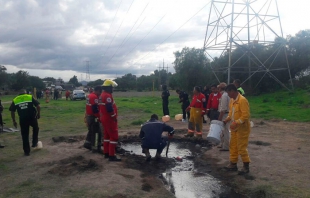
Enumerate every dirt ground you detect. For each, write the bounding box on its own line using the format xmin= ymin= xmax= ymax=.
xmin=1 ymin=119 xmax=310 ymax=198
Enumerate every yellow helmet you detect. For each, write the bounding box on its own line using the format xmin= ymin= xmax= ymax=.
xmin=102 ymin=79 xmax=118 ymax=87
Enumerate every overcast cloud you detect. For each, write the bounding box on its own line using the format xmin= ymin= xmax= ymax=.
xmin=0 ymin=0 xmax=309 ymax=81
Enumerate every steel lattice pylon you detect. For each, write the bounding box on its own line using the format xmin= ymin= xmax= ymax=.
xmin=203 ymin=0 xmax=294 ymax=91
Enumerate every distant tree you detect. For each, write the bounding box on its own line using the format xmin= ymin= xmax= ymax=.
xmin=0 ymin=65 xmax=8 ymax=87
xmin=173 ymin=47 xmax=211 ymax=93
xmin=114 ymin=73 xmax=137 ymax=90
xmin=287 ymin=30 xmax=310 ymax=78
xmin=29 ymin=76 xmax=46 ymax=90
xmin=87 ymin=79 xmax=104 ymax=87
xmin=42 ymin=77 xmax=56 ymax=83
xmin=11 ymin=70 xmax=30 ymax=90
xmin=69 ymin=75 xmax=81 ymax=87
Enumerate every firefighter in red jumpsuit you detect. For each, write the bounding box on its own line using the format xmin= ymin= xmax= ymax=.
xmin=84 ymin=86 xmax=102 ymax=153
xmin=99 ymin=80 xmax=121 ymax=161
xmin=185 ymin=86 xmax=206 ymax=138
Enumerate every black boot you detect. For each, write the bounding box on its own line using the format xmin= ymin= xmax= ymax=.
xmin=238 ymin=162 xmax=250 ymax=175
xmin=109 ymin=156 xmax=122 ymax=162
xmin=224 ymin=162 xmax=238 ymax=171
xmin=104 ymin=153 xmax=109 ymax=158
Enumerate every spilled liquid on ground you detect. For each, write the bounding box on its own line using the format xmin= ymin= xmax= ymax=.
xmin=122 ymin=142 xmax=234 ymax=198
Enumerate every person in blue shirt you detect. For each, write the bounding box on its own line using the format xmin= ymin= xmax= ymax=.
xmin=139 ymin=114 xmax=174 ymax=161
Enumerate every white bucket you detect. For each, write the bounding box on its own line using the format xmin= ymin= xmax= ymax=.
xmin=37 ymin=141 xmax=43 ymax=149
xmin=175 ymin=114 xmax=183 ymax=121
xmin=207 ymin=120 xmax=224 ymax=145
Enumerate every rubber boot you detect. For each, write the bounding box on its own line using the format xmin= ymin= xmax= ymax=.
xmin=195 ymin=134 xmax=202 ymax=139
xmin=144 ymin=149 xmax=151 ymax=162
xmin=224 ymin=162 xmax=238 ymax=171
xmin=155 ymin=152 xmax=162 ymax=161
xmin=104 ymin=153 xmax=109 ymax=159
xmin=238 ymin=162 xmax=250 ymax=175
xmin=184 ymin=133 xmax=194 ymax=137
xmin=109 ymin=156 xmax=122 ymax=162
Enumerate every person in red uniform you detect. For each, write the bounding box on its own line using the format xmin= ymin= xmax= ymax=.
xmin=99 ymin=79 xmax=121 ymax=161
xmin=185 ymin=86 xmax=206 ymax=138
xmin=206 ymin=84 xmax=222 ymax=121
xmin=84 ymin=86 xmax=102 ymax=153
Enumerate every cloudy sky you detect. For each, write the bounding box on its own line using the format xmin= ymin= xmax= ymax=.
xmin=1 ymin=0 xmax=309 ymax=82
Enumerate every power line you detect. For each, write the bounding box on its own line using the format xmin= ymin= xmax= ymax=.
xmin=105 ymin=2 xmax=150 ymax=66
xmin=102 ymin=0 xmax=135 ymax=58
xmin=101 ymin=1 xmax=123 ymax=55
xmin=131 ymin=1 xmax=211 ymax=65
xmin=123 ymin=14 xmax=167 ymax=59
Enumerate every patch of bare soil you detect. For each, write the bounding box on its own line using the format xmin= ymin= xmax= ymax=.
xmin=46 ymin=155 xmax=102 ymax=176
xmin=201 ymin=119 xmax=310 ymax=198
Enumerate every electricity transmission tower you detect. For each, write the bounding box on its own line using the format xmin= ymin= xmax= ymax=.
xmin=203 ymin=0 xmax=294 ymax=91
xmin=85 ymin=61 xmax=90 ymax=81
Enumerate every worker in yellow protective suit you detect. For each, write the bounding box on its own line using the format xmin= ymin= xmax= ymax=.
xmin=223 ymin=84 xmax=251 ymax=175
xmin=185 ymin=86 xmax=206 ymax=138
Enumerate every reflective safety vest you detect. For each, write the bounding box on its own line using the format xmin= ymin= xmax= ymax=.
xmin=237 ymin=87 xmax=245 ymax=95
xmin=12 ymin=94 xmax=37 ymax=119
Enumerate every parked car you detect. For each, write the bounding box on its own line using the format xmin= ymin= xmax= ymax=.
xmin=70 ymin=90 xmax=86 ymax=100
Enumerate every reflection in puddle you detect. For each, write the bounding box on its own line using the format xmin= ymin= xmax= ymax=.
xmin=121 ymin=142 xmax=229 ymax=198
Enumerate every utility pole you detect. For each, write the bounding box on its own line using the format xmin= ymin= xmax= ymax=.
xmin=84 ymin=60 xmax=90 ymax=81
xmin=158 ymin=64 xmax=162 ymax=90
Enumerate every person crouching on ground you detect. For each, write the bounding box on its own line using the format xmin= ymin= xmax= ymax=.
xmin=185 ymin=86 xmax=206 ymax=138
xmin=139 ymin=114 xmax=174 ymax=162
xmin=223 ymin=84 xmax=251 ymax=174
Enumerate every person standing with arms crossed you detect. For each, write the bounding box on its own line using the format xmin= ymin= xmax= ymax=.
xmin=9 ymin=90 xmax=41 ymax=156
xmin=84 ymin=86 xmax=102 ymax=153
xmin=206 ymin=84 xmax=222 ymax=121
xmin=161 ymin=84 xmax=170 ymax=116
xmin=99 ymin=80 xmax=121 ymax=161
xmin=223 ymin=84 xmax=251 ymax=174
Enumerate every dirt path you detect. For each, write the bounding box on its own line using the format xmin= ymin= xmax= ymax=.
xmin=1 ymin=119 xmax=310 ymax=198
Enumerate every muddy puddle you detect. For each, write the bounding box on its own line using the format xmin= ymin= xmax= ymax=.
xmin=121 ymin=141 xmax=241 ymax=198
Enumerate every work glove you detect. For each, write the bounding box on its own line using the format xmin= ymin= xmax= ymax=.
xmin=185 ymin=107 xmax=190 ymax=112
xmin=230 ymin=121 xmax=238 ymax=131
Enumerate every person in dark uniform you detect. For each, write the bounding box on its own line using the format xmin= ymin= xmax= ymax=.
xmin=161 ymin=84 xmax=170 ymax=116
xmin=84 ymin=86 xmax=102 ymax=153
xmin=9 ymin=90 xmax=41 ymax=156
xmin=176 ymin=89 xmax=190 ymax=122
xmin=139 ymin=114 xmax=174 ymax=161
xmin=0 ymin=100 xmax=4 ymax=148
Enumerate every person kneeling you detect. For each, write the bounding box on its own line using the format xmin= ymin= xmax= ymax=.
xmin=139 ymin=114 xmax=174 ymax=162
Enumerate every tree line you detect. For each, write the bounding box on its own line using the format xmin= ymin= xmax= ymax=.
xmin=1 ymin=29 xmax=309 ymax=94
xmin=88 ymin=30 xmax=310 ymax=94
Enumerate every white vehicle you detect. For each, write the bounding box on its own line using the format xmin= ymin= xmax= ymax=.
xmin=70 ymin=90 xmax=86 ymax=100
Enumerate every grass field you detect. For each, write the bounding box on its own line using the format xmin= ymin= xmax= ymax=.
xmin=1 ymin=89 xmax=309 ymax=127
xmin=1 ymin=90 xmax=309 ymax=198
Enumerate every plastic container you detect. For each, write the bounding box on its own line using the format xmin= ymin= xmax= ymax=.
xmin=174 ymin=114 xmax=183 ymax=121
xmin=206 ymin=120 xmax=224 ymax=145
xmin=162 ymin=115 xmax=170 ymax=122
xmin=37 ymin=141 xmax=43 ymax=149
